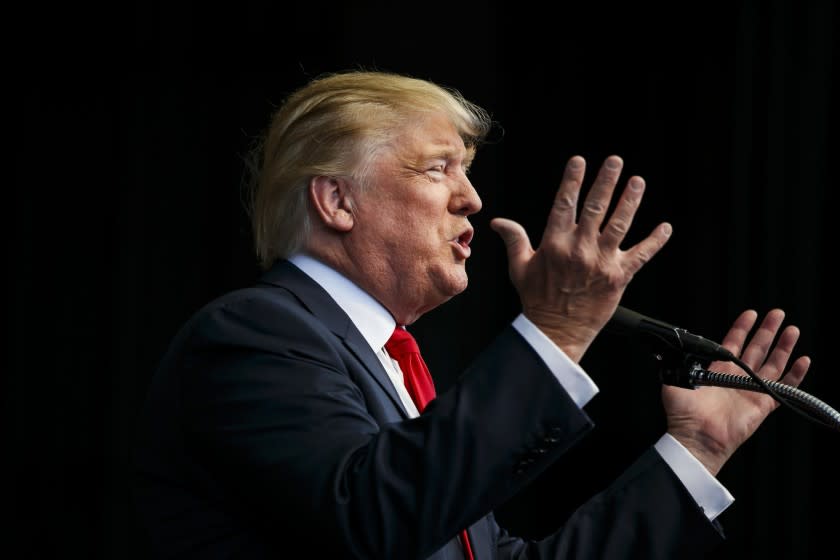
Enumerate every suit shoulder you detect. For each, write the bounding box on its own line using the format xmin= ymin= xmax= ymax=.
xmin=170 ymin=283 xmax=332 ymax=352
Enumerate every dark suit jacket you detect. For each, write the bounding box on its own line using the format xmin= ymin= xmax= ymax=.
xmin=132 ymin=259 xmax=724 ymax=559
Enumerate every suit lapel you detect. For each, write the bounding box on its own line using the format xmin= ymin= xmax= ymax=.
xmin=465 ymin=518 xmax=492 ymax=560
xmin=259 ymin=260 xmax=409 ymax=418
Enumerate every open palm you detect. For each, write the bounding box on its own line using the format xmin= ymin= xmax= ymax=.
xmin=662 ymin=308 xmax=811 ymax=475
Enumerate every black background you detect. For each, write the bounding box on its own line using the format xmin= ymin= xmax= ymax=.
xmin=8 ymin=1 xmax=838 ymax=558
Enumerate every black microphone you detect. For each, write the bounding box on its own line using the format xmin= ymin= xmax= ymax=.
xmin=605 ymin=306 xmax=736 ymax=362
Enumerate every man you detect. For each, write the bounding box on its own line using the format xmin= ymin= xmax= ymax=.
xmin=132 ymin=70 xmax=810 ymax=558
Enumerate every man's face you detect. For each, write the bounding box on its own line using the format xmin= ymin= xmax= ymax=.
xmin=348 ymin=112 xmax=482 ymax=323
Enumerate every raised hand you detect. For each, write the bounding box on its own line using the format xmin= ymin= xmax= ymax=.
xmin=491 ymin=155 xmax=672 ymax=362
xmin=664 ymin=308 xmax=811 ymax=475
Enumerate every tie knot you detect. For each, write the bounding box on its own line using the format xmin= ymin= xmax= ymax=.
xmin=384 ymin=326 xmax=419 ymax=359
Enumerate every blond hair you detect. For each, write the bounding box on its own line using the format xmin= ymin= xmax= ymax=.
xmin=245 ymin=70 xmax=492 ymax=270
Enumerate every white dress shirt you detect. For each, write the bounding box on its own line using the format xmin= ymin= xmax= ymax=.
xmin=288 ymin=253 xmax=734 ymax=521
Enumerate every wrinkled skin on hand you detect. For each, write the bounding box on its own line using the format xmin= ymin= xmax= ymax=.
xmin=491 ymin=155 xmax=811 ymax=474
xmin=491 ymin=155 xmax=672 ymax=362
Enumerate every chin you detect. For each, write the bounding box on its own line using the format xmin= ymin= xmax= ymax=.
xmin=441 ymin=269 xmax=469 ymax=297
xmin=424 ymin=263 xmax=469 ymax=302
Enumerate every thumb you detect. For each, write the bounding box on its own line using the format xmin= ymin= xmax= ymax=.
xmin=490 ymin=217 xmax=533 ymax=272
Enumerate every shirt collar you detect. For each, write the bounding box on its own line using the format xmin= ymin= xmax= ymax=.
xmin=288 ymin=253 xmax=396 ymax=352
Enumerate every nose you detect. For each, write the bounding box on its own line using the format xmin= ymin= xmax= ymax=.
xmin=450 ymin=174 xmax=482 ymax=216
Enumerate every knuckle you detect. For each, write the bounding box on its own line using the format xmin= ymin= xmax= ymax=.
xmin=543 ymin=237 xmax=568 ymax=257
xmin=635 ymin=249 xmax=651 ymax=264
xmin=568 ymin=244 xmax=590 ymax=263
xmin=623 ymin=192 xmax=641 ymax=207
xmin=552 ymin=194 xmax=576 ymax=211
xmin=582 ymin=201 xmax=605 ymax=215
xmin=606 ymin=219 xmax=629 ymax=236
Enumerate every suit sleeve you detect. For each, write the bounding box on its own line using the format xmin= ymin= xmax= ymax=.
xmin=487 ymin=447 xmax=725 ymax=560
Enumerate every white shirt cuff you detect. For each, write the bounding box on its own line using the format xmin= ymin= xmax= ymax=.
xmin=512 ymin=314 xmax=599 ymax=408
xmin=654 ymin=433 xmax=735 ymax=520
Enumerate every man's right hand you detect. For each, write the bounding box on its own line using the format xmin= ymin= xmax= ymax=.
xmin=490 ymin=155 xmax=672 ymax=362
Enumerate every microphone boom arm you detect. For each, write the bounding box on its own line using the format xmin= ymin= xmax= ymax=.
xmin=656 ymin=350 xmax=840 ymax=432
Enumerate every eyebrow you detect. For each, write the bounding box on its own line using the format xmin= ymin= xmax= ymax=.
xmin=424 ymin=145 xmax=475 ymax=169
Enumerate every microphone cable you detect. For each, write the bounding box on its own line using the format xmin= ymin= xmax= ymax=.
xmin=605 ymin=305 xmax=840 ymax=432
xmin=678 ymin=355 xmax=840 ymax=432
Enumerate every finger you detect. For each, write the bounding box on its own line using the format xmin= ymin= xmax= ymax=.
xmin=490 ymin=217 xmax=534 ymax=275
xmin=544 ymin=155 xmax=586 ymax=235
xmin=761 ymin=324 xmax=801 ymax=380
xmin=621 ymin=222 xmax=672 ymax=276
xmin=719 ymin=309 xmax=759 ymax=357
xmin=778 ymin=355 xmax=811 ymax=387
xmin=577 ymin=155 xmax=623 ymax=236
xmin=599 ymin=176 xmax=645 ymax=251
xmin=740 ymin=309 xmax=786 ymax=370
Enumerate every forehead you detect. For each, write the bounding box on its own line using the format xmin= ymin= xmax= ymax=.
xmin=392 ymin=112 xmax=468 ymax=156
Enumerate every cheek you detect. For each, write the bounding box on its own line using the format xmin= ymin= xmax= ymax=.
xmin=400 ymin=213 xmax=443 ymax=243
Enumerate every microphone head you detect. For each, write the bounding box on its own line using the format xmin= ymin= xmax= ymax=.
xmin=606 ymin=306 xmax=649 ymax=334
xmin=605 ymin=305 xmax=735 ymax=363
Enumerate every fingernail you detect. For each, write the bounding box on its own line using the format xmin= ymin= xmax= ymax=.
xmin=569 ymin=157 xmax=583 ymax=170
xmin=630 ymin=178 xmax=644 ymax=190
xmin=662 ymin=223 xmax=672 ymax=236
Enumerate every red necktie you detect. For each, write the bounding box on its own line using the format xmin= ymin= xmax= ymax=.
xmin=385 ymin=326 xmax=475 ymax=560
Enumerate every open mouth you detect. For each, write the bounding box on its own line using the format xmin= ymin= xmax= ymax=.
xmin=450 ymin=227 xmax=474 ymax=258
xmin=455 ymin=228 xmax=474 ymax=249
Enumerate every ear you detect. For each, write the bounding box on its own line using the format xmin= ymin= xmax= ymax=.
xmin=309 ymin=176 xmax=355 ymax=232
